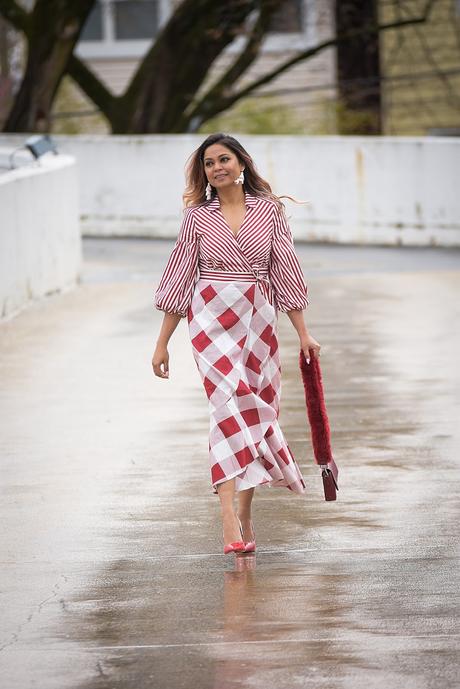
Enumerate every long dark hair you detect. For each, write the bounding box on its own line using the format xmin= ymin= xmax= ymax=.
xmin=183 ymin=133 xmax=290 ymax=211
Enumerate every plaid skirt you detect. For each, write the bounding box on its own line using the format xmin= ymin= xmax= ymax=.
xmin=187 ymin=274 xmax=306 ymax=495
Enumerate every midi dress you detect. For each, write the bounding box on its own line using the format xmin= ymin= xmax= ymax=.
xmin=154 ymin=191 xmax=309 ymax=495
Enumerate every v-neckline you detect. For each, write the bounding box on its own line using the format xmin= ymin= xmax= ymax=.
xmin=219 ymin=207 xmax=249 ymax=240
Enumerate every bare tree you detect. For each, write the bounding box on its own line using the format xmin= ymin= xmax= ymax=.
xmin=2 ymin=0 xmax=95 ymax=132
xmin=0 ymin=0 xmax=436 ymax=134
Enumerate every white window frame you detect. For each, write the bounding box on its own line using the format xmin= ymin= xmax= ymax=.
xmin=227 ymin=0 xmax=318 ymax=55
xmin=76 ymin=0 xmax=169 ymax=60
xmin=76 ymin=0 xmax=317 ymax=61
xmin=263 ymin=0 xmax=315 ymax=53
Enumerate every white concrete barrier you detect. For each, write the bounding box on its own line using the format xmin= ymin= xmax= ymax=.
xmin=1 ymin=134 xmax=458 ymax=246
xmin=0 ymin=153 xmax=81 ymax=319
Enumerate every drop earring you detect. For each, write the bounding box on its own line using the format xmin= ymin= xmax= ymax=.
xmin=205 ymin=182 xmax=212 ymax=200
xmin=234 ymin=170 xmax=245 ymax=185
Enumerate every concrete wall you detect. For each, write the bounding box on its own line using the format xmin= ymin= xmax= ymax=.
xmin=0 ymin=153 xmax=82 ymax=319
xmin=1 ymin=134 xmax=458 ymax=246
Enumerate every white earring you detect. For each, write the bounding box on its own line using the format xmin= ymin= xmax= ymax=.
xmin=205 ymin=182 xmax=212 ymax=200
xmin=234 ymin=170 xmax=245 ymax=185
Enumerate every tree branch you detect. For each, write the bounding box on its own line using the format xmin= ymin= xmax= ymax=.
xmin=184 ymin=0 xmax=279 ymax=129
xmin=192 ymin=0 xmax=437 ymax=124
xmin=0 ymin=0 xmax=30 ymax=34
xmin=118 ymin=0 xmax=260 ymax=132
xmin=1 ymin=0 xmax=116 ymax=122
xmin=67 ymin=55 xmax=116 ymax=118
xmin=412 ymin=14 xmax=460 ymax=108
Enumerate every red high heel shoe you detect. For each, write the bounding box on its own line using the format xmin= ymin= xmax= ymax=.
xmin=238 ymin=517 xmax=256 ymax=553
xmin=223 ymin=540 xmax=246 ymax=555
xmin=222 ymin=518 xmax=245 ymax=555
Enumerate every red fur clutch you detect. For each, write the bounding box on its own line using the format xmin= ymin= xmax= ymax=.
xmin=299 ymin=349 xmax=339 ymax=501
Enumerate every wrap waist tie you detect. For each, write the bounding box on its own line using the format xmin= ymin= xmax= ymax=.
xmin=199 ymin=269 xmax=272 ymax=303
xmin=199 ymin=269 xmax=265 ymax=282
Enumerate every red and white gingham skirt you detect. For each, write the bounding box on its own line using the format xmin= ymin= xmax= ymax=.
xmin=187 ymin=274 xmax=306 ymax=495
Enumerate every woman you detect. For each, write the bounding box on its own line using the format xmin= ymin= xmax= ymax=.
xmin=152 ymin=133 xmax=320 ymax=555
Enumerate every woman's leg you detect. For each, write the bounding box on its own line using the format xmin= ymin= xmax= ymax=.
xmin=217 ymin=478 xmax=242 ymax=544
xmin=237 ymin=487 xmax=255 ymax=542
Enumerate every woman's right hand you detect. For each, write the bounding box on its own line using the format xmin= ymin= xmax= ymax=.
xmin=152 ymin=342 xmax=169 ymax=379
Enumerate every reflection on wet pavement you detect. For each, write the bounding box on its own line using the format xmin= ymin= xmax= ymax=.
xmin=0 ymin=240 xmax=459 ymax=688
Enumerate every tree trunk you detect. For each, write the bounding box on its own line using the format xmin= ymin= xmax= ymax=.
xmin=335 ymin=0 xmax=382 ymax=134
xmin=4 ymin=0 xmax=94 ymax=132
xmin=114 ymin=0 xmax=259 ymax=133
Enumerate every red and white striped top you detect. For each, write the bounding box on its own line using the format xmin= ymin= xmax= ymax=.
xmin=154 ymin=191 xmax=309 ymax=317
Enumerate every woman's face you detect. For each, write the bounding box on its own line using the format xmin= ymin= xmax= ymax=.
xmin=203 ymin=143 xmax=244 ymax=191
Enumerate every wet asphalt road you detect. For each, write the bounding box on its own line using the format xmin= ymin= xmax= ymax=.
xmin=1 ymin=239 xmax=459 ymax=689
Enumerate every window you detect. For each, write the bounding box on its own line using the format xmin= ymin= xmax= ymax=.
xmin=114 ymin=1 xmax=158 ymax=40
xmin=268 ymin=0 xmax=303 ymax=33
xmin=80 ymin=3 xmax=103 ymax=41
xmin=80 ymin=0 xmax=159 ymax=44
xmin=77 ymin=0 xmax=310 ymax=60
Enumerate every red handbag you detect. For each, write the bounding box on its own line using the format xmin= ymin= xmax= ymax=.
xmin=299 ymin=349 xmax=339 ymax=501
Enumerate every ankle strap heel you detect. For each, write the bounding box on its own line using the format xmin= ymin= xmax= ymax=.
xmin=237 ymin=517 xmax=256 ymax=553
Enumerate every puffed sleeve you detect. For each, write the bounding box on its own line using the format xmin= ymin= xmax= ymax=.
xmin=153 ymin=208 xmax=199 ymax=317
xmin=269 ymin=205 xmax=309 ymax=311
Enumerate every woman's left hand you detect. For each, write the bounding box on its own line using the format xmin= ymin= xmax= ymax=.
xmin=300 ymin=333 xmax=321 ymax=364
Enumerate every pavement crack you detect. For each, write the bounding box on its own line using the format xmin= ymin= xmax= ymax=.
xmin=96 ymin=660 xmax=108 ymax=678
xmin=0 ymin=574 xmax=68 ymax=653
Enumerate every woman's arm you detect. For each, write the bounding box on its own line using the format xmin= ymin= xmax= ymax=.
xmin=152 ymin=312 xmax=183 ymax=379
xmin=286 ymin=309 xmax=321 ymax=364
